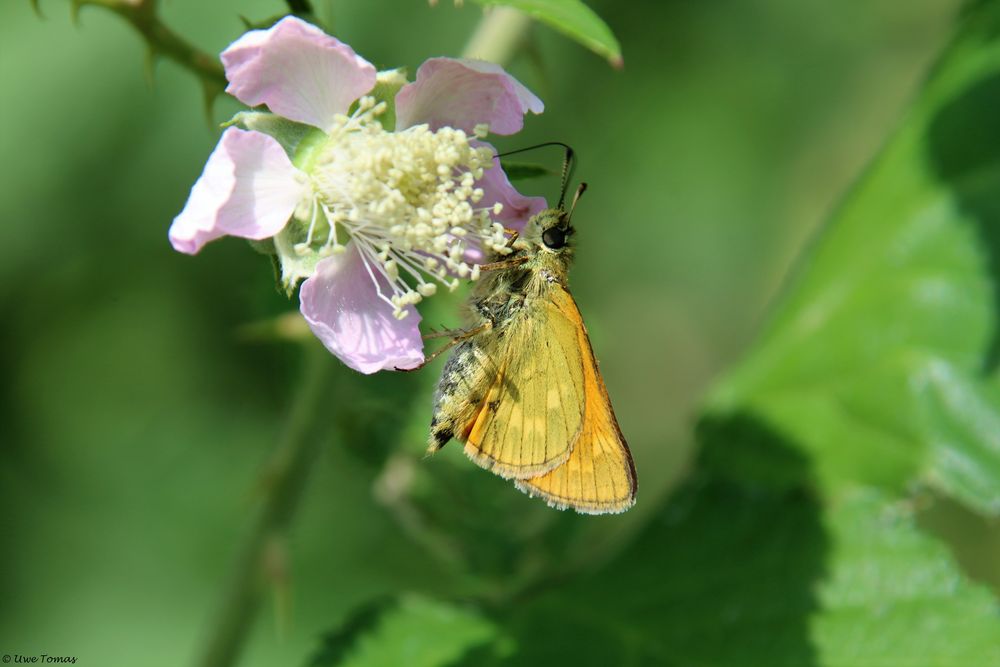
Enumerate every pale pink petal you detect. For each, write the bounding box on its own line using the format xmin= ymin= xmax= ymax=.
xmin=461 ymin=153 xmax=547 ymax=264
xmin=299 ymin=244 xmax=424 ymax=374
xmin=169 ymin=128 xmax=306 ymax=254
xmin=221 ymin=16 xmax=376 ymax=130
xmin=395 ymin=58 xmax=543 ymax=134
xmin=479 ymin=153 xmax=548 ymax=232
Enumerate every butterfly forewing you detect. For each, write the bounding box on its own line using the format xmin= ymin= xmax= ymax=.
xmin=462 ymin=291 xmax=587 ymax=479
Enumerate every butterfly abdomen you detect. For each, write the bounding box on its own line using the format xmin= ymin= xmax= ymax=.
xmin=428 ymin=340 xmax=487 ymax=452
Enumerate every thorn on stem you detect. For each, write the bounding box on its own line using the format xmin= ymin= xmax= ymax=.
xmin=201 ymin=79 xmax=224 ymax=128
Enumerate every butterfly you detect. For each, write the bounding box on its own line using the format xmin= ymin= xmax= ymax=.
xmin=414 ymin=150 xmax=636 ymax=514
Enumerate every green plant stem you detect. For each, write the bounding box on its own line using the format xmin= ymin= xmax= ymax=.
xmin=195 ymin=342 xmax=334 ymax=667
xmin=67 ymin=0 xmax=226 ymax=88
xmin=462 ymin=5 xmax=532 ymax=64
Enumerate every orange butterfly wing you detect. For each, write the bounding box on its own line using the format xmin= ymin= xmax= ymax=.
xmin=514 ymin=286 xmax=637 ymax=514
xmin=461 ymin=287 xmax=588 ymax=479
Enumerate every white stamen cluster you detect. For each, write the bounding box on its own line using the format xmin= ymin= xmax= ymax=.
xmin=302 ymin=97 xmax=509 ymax=318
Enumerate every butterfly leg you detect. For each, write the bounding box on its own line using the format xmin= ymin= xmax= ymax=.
xmin=395 ymin=321 xmax=492 ymax=372
xmin=503 ymin=227 xmax=520 ymax=247
xmin=423 ymin=327 xmax=466 ymax=340
xmin=476 ymin=255 xmax=530 ymax=272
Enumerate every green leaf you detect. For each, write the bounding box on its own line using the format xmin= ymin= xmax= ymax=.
xmin=918 ymin=360 xmax=1000 ymax=514
xmin=470 ymin=0 xmax=623 ymax=67
xmin=458 ymin=432 xmax=1000 ymax=666
xmin=498 ymin=161 xmax=554 ymax=181
xmin=309 ymin=594 xmax=505 ymax=667
xmin=813 ymin=488 xmax=1000 ymax=667
xmin=705 ymin=0 xmax=1000 ymax=514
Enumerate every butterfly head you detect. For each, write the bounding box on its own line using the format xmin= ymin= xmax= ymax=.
xmin=523 ymin=182 xmax=586 ymax=254
xmin=527 ymin=209 xmax=574 ymax=252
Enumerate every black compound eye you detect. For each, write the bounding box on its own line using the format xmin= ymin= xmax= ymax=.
xmin=542 ymin=226 xmax=568 ymax=249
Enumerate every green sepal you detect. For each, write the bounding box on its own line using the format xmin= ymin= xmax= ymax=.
xmin=274 ymin=224 xmax=328 ymax=297
xmin=369 ymin=69 xmax=409 ymax=131
xmin=226 ymin=111 xmax=320 ymax=158
xmin=226 ymin=112 xmax=334 ymax=296
xmin=248 ymin=238 xmax=276 ymax=256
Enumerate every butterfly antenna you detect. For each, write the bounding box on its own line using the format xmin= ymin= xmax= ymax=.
xmin=492 ymin=142 xmax=576 ymax=208
xmin=567 ymin=182 xmax=587 ymax=222
xmin=557 ymin=145 xmax=576 ymax=210
xmin=494 ymin=141 xmax=574 ymax=161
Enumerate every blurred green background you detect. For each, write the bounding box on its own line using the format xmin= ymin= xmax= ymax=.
xmin=4 ymin=1 xmax=1000 ymax=665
